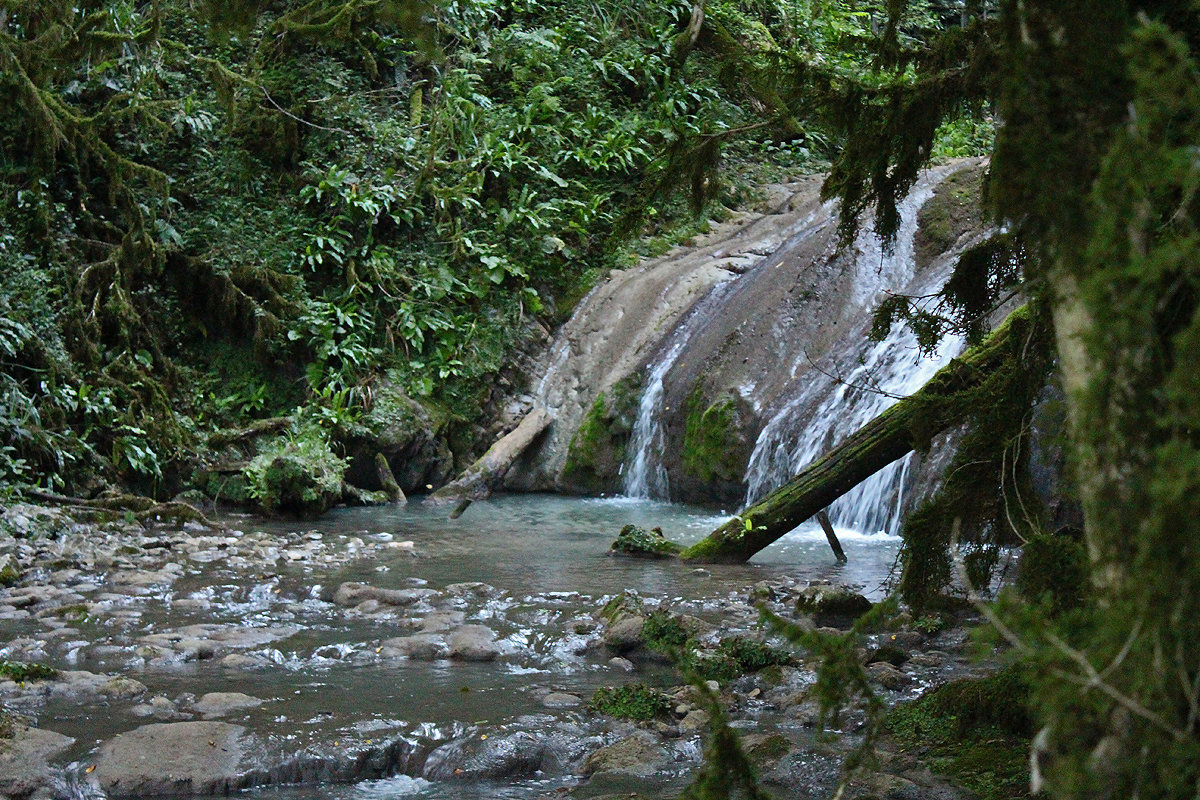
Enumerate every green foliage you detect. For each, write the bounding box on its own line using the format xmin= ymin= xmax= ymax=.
xmin=588 ymin=683 xmax=672 ymax=721
xmin=0 ymin=660 xmax=58 ymax=683
xmin=641 ymin=610 xmax=692 ymax=651
xmin=689 ymin=637 xmax=792 ymax=684
xmin=898 ymin=306 xmax=1052 ymax=612
xmin=1016 ymin=530 xmax=1086 ymax=614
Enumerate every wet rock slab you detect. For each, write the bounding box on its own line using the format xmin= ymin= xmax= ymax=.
xmin=92 ymin=722 xmax=261 ymax=797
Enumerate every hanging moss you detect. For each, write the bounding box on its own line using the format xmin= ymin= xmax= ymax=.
xmin=898 ymin=304 xmax=1053 ymax=612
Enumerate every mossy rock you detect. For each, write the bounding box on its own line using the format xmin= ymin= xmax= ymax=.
xmin=794 ymin=584 xmax=873 ymax=627
xmin=0 ymin=559 xmax=19 ymax=588
xmin=610 ymin=524 xmax=683 ymax=559
xmin=563 ymin=376 xmax=641 ymax=494
xmin=886 ymin=666 xmax=1032 ymax=800
xmin=340 ymin=375 xmax=451 ymax=493
xmin=193 ymin=470 xmax=253 ymax=504
xmin=245 ymin=431 xmax=347 ymax=516
xmin=913 ymin=163 xmax=986 ymax=270
xmin=673 ymin=385 xmax=754 ymax=505
xmin=0 ymin=660 xmax=58 ymax=682
xmin=589 ymin=683 xmax=672 ymax=721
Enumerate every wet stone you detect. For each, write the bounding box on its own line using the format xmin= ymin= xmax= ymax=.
xmin=192 ymin=692 xmax=264 ymax=718
xmin=0 ymin=724 xmax=74 ymax=798
xmin=447 ymin=625 xmax=501 ymax=662
xmin=379 ymin=634 xmax=447 ymax=661
xmin=541 ymin=692 xmax=583 ymax=709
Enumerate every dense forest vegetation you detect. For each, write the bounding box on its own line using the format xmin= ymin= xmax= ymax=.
xmin=3 ymin=0 xmax=1199 ymax=798
xmin=0 ymin=0 xmax=976 ymax=506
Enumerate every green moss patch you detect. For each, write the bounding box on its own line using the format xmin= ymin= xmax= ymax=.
xmin=887 ymin=667 xmax=1032 ymax=800
xmin=681 ymin=388 xmax=749 ymax=485
xmin=589 ymin=683 xmax=672 ymax=721
xmin=610 ymin=524 xmax=683 ymax=558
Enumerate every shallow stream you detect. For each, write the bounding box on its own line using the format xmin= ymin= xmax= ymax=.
xmin=0 ymin=495 xmax=906 ymax=799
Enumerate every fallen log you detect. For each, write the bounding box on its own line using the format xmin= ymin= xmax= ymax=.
xmin=207 ymin=417 xmax=292 ymax=449
xmin=374 ymin=453 xmax=407 ymax=504
xmin=429 ymin=405 xmax=552 ymax=510
xmin=678 ymin=306 xmax=1030 ymax=563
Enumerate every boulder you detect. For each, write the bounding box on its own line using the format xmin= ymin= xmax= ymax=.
xmin=91 ymin=722 xmax=261 ymax=797
xmin=0 ymin=724 xmax=74 ymax=797
xmin=379 ymin=634 xmax=447 ymax=661
xmin=581 ymin=733 xmax=671 ymax=777
xmin=332 ymin=583 xmax=439 ymax=608
xmin=447 ymin=626 xmax=501 ymax=662
xmin=793 ymin=583 xmax=873 ymax=628
xmin=601 ymin=617 xmax=646 ymax=654
xmin=192 ymin=692 xmax=264 ymax=718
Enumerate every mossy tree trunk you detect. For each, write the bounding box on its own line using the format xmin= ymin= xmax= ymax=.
xmin=680 ymin=306 xmax=1031 ymax=563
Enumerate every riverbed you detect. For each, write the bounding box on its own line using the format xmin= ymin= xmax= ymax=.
xmin=0 ymin=495 xmax=979 ymax=800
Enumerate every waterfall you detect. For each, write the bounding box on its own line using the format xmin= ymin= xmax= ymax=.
xmin=621 ymin=337 xmax=686 ymax=499
xmin=621 ymin=204 xmax=833 ymax=500
xmin=744 ymin=183 xmax=964 ymax=535
xmin=744 ymin=318 xmax=962 ymax=535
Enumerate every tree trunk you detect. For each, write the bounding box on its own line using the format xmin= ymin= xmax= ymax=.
xmin=680 ymin=306 xmax=1029 ymax=563
xmin=429 ymin=406 xmax=552 ymax=507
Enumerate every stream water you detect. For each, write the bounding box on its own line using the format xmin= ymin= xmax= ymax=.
xmin=1 ymin=496 xmax=904 ymax=799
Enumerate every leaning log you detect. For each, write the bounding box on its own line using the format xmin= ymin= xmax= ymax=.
xmin=429 ymin=405 xmax=552 ymax=509
xmin=679 ymin=306 xmax=1030 ymax=563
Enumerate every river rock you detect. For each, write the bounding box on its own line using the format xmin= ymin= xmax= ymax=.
xmin=91 ymin=722 xmax=261 ymax=797
xmin=332 ymin=583 xmax=440 ymax=608
xmin=0 ymin=724 xmax=74 ymax=797
xmin=601 ymin=616 xmax=645 ymax=654
xmin=193 ymin=692 xmax=264 ymax=718
xmin=380 ymin=634 xmax=447 ymax=661
xmin=867 ymin=662 xmax=912 ymax=690
xmin=581 ymin=732 xmax=671 ymax=777
xmin=424 ymin=730 xmax=557 ymax=780
xmin=419 ymin=609 xmax=465 ymax=632
xmin=793 ymin=583 xmax=873 ymax=628
xmin=541 ymin=692 xmax=583 ymax=709
xmin=447 ymin=626 xmax=501 ymax=661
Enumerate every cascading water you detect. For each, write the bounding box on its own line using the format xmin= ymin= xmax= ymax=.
xmin=744 ymin=183 xmax=965 ymax=536
xmin=622 ymin=337 xmax=686 ymax=498
xmin=621 ymin=204 xmax=834 ymax=500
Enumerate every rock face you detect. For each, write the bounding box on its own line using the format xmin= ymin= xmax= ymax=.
xmin=92 ymin=722 xmax=259 ymax=797
xmin=508 ymin=176 xmax=833 ymax=496
xmin=509 ymin=160 xmax=993 ymax=508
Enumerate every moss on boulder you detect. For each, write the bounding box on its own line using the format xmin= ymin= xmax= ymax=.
xmin=244 ymin=430 xmax=346 ymax=516
xmin=610 ymin=524 xmax=683 ymax=559
xmin=913 ymin=162 xmax=987 ymax=271
xmin=674 ymin=385 xmax=754 ymax=505
xmin=562 ymin=376 xmax=641 ymax=494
